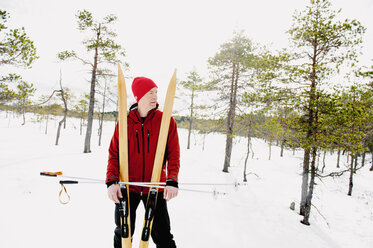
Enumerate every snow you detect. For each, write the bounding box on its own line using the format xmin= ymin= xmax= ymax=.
xmin=0 ymin=111 xmax=372 ymax=248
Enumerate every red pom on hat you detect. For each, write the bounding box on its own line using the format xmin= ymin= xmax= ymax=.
xmin=131 ymin=77 xmax=158 ymax=102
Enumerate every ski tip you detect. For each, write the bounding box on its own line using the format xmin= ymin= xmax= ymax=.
xmin=169 ymin=69 xmax=177 ymax=81
xmin=118 ymin=63 xmax=124 ymax=75
xmin=117 ymin=63 xmax=127 ymax=91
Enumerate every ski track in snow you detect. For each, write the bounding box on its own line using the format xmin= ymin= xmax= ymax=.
xmin=0 ymin=111 xmax=372 ymax=248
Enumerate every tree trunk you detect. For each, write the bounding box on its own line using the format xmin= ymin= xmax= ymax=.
xmin=223 ymin=134 xmax=233 ymax=173
xmin=337 ymin=148 xmax=341 ymax=168
xmin=280 ymin=139 xmax=285 ymax=157
xmin=187 ymin=86 xmax=195 ymax=149
xmin=223 ymin=63 xmax=238 ymax=173
xmin=301 ymin=146 xmax=317 ymax=225
xmin=354 ymin=154 xmax=358 ymax=173
xmin=55 ymin=117 xmax=66 ymax=145
xmin=361 ymin=152 xmax=366 ymax=167
xmin=80 ymin=116 xmax=83 ymax=135
xmin=45 ymin=114 xmax=49 ymax=134
xmin=300 ymin=85 xmax=315 ymax=213
xmin=21 ymin=102 xmax=25 ymax=125
xmin=55 ymin=71 xmax=68 ymax=145
xmin=300 ymin=74 xmax=317 ymax=216
xmin=98 ymin=111 xmax=103 ymax=146
xmin=251 ymin=140 xmax=255 ymax=159
xmin=316 ymin=151 xmax=320 ymax=169
xmin=369 ymin=152 xmax=373 ymax=171
xmin=243 ymin=133 xmax=251 ymax=182
xmin=321 ymin=150 xmax=326 ymax=173
xmin=84 ymin=24 xmax=101 ymax=153
xmin=268 ymin=138 xmax=272 ymax=160
xmin=202 ymin=133 xmax=206 ymax=152
xmin=302 ymin=69 xmax=319 ymax=223
xmin=348 ymin=156 xmax=354 ymax=196
xmin=300 ymin=148 xmax=310 ymax=216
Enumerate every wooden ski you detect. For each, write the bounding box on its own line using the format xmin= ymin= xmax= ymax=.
xmin=117 ymin=64 xmax=132 ymax=248
xmin=139 ymin=69 xmax=177 ymax=248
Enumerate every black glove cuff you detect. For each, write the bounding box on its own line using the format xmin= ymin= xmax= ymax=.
xmin=106 ymin=180 xmax=119 ymax=188
xmin=166 ymin=180 xmax=178 ymax=188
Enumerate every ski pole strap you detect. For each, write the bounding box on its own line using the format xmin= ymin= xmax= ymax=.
xmin=59 ymin=184 xmax=71 ymax=205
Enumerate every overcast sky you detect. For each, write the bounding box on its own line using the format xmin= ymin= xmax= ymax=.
xmin=1 ymin=0 xmax=372 ymax=107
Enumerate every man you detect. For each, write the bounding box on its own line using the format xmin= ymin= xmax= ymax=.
xmin=106 ymin=76 xmax=180 ymax=248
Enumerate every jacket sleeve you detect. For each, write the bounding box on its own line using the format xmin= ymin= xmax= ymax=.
xmin=106 ymin=123 xmax=120 ymax=185
xmin=165 ymin=117 xmax=180 ymax=183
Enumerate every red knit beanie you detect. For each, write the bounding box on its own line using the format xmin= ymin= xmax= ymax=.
xmin=131 ymin=77 xmax=158 ymax=102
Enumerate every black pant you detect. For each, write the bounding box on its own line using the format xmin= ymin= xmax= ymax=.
xmin=114 ymin=191 xmax=176 ymax=248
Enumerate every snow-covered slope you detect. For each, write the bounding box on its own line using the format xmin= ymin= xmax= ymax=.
xmin=0 ymin=112 xmax=372 ymax=248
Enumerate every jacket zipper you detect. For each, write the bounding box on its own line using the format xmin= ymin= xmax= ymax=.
xmin=141 ymin=123 xmax=145 ymax=195
xmin=136 ymin=130 xmax=140 ymax=153
xmin=147 ymin=130 xmax=150 ymax=153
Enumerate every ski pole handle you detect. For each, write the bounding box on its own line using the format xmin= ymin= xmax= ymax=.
xmin=59 ymin=180 xmax=79 ymax=184
xmin=40 ymin=171 xmax=63 ymax=177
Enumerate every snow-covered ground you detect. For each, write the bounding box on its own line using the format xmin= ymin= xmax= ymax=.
xmin=0 ymin=111 xmax=372 ymax=248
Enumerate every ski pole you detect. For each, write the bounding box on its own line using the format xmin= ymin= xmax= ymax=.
xmin=41 ymin=172 xmax=165 ymax=185
xmin=40 ymin=172 xmax=247 ymax=187
xmin=40 ymin=172 xmax=104 ymax=182
xmin=41 ymin=172 xmax=245 ymax=187
xmin=59 ymin=180 xmax=227 ymax=195
xmin=41 ymin=171 xmax=231 ymax=202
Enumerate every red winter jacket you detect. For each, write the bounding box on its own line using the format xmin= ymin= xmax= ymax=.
xmin=106 ymin=105 xmax=180 ymax=194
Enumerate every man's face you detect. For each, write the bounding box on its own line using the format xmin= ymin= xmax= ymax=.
xmin=138 ymin=87 xmax=158 ymax=113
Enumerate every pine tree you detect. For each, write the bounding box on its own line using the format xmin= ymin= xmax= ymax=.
xmin=74 ymin=94 xmax=89 ymax=136
xmin=58 ymin=10 xmax=126 ymax=153
xmin=0 ymin=10 xmax=38 ymax=67
xmin=179 ymin=68 xmax=207 ymax=149
xmin=15 ymin=79 xmax=35 ymax=125
xmin=286 ymin=0 xmax=365 ymax=225
xmin=208 ymin=31 xmax=257 ymax=172
xmin=0 ymin=10 xmax=37 ymax=106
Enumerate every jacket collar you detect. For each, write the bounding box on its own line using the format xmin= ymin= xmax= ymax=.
xmin=128 ymin=103 xmax=159 ymax=124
